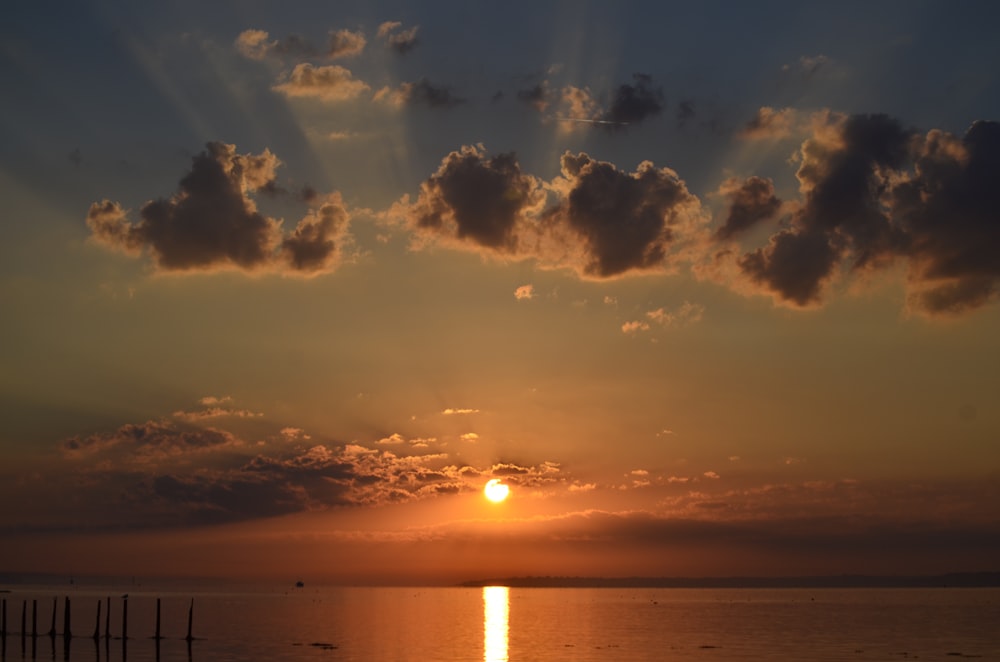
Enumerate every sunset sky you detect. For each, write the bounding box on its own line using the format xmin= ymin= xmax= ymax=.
xmin=2 ymin=0 xmax=999 ymax=585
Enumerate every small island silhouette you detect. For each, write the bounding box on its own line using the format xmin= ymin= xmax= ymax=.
xmin=460 ymin=571 xmax=1000 ymax=589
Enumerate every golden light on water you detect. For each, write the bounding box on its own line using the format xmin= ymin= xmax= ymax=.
xmin=483 ymin=586 xmax=509 ymax=662
xmin=484 ymin=479 xmax=510 ymax=503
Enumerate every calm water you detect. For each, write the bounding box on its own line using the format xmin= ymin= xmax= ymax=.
xmin=0 ymin=585 xmax=997 ymax=661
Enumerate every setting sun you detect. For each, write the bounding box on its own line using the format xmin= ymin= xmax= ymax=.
xmin=484 ymin=479 xmax=510 ymax=503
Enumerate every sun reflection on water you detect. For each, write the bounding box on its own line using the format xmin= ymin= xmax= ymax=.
xmin=483 ymin=586 xmax=509 ymax=662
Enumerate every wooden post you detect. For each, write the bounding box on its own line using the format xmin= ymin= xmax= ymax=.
xmin=1 ymin=597 xmax=6 ymax=638
xmin=48 ymin=597 xmax=56 ymax=637
xmin=93 ymin=600 xmax=101 ymax=640
xmin=20 ymin=600 xmax=25 ymax=640
xmin=154 ymin=598 xmax=161 ymax=640
xmin=31 ymin=599 xmax=36 ymax=638
xmin=185 ymin=598 xmax=194 ymax=642
xmin=121 ymin=596 xmax=127 ymax=640
xmin=63 ymin=596 xmax=71 ymax=639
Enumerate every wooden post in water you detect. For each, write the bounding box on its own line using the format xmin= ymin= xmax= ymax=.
xmin=20 ymin=601 xmax=26 ymax=641
xmin=1 ymin=597 xmax=6 ymax=638
xmin=185 ymin=598 xmax=194 ymax=642
xmin=121 ymin=595 xmax=128 ymax=640
xmin=31 ymin=599 xmax=36 ymax=638
xmin=63 ymin=596 xmax=71 ymax=639
xmin=48 ymin=597 xmax=56 ymax=637
xmin=153 ymin=598 xmax=161 ymax=640
xmin=93 ymin=600 xmax=101 ymax=640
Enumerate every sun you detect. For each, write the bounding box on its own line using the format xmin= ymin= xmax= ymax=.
xmin=484 ymin=479 xmax=510 ymax=503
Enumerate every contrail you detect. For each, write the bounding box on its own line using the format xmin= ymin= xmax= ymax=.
xmin=555 ymin=117 xmax=629 ymax=126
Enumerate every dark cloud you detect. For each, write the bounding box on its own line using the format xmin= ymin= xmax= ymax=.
xmin=600 ymin=73 xmax=664 ymax=128
xmin=62 ymin=420 xmax=236 ymax=462
xmin=549 ymin=152 xmax=701 ymax=277
xmin=676 ymin=100 xmax=695 ymax=128
xmin=890 ymin=121 xmax=1000 ymax=314
xmin=516 ymin=83 xmax=549 ymax=112
xmin=376 ymin=78 xmax=465 ymax=108
xmin=739 ymin=106 xmax=798 ymax=140
xmin=402 ymin=145 xmax=545 ymax=251
xmin=86 ymin=142 xmax=351 ymax=275
xmin=399 ymin=146 xmax=703 ymax=278
xmin=281 ymin=197 xmax=351 ymax=274
xmin=733 ymin=114 xmax=913 ymax=306
xmin=715 ymin=176 xmax=782 ymax=240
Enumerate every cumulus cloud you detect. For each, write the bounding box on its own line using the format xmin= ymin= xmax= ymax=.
xmin=546 ymin=152 xmax=702 ymax=277
xmin=891 ymin=121 xmax=1000 ymax=314
xmin=86 ymin=142 xmax=352 ymax=276
xmin=442 ymin=408 xmax=479 ymax=415
xmin=516 ymin=82 xmax=550 ymax=112
xmin=714 ymin=176 xmax=783 ymax=240
xmin=377 ymin=21 xmax=419 ymax=54
xmin=733 ymin=113 xmax=912 ymax=307
xmin=374 ymin=79 xmax=464 ymax=109
xmin=273 ymin=63 xmax=370 ymax=102
xmin=396 ymin=146 xmax=704 ymax=279
xmin=399 ymin=145 xmax=546 ymax=252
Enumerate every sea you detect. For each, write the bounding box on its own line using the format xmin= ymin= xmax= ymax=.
xmin=0 ymin=582 xmax=997 ymax=661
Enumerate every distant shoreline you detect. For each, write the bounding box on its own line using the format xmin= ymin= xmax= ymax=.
xmin=459 ymin=572 xmax=1000 ymax=589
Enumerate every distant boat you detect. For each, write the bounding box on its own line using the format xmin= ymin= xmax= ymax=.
xmin=295 ymin=581 xmax=305 ymax=588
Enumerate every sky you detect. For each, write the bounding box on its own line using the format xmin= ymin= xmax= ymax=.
xmin=1 ymin=0 xmax=999 ymax=585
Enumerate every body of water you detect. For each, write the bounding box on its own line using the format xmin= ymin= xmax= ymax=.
xmin=0 ymin=584 xmax=996 ymax=660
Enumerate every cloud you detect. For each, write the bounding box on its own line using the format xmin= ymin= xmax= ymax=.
xmin=891 ymin=121 xmax=1000 ymax=315
xmin=273 ymin=63 xmax=370 ymax=102
xmin=600 ymin=73 xmax=664 ymax=128
xmin=732 ymin=113 xmax=912 ymax=307
xmin=86 ymin=142 xmax=352 ymax=276
xmin=460 ymin=432 xmax=479 ymax=442
xmin=546 ymin=152 xmax=702 ymax=278
xmin=516 ymin=83 xmax=550 ymax=112
xmin=235 ymin=29 xmax=318 ymax=60
xmin=739 ymin=106 xmax=800 ymax=141
xmin=783 ymin=54 xmax=832 ymax=76
xmin=514 ymin=284 xmax=534 ymax=300
xmin=398 ymin=145 xmax=546 ymax=252
xmin=377 ymin=21 xmax=419 ymax=54
xmin=374 ymin=79 xmax=464 ymax=109
xmin=327 ymin=29 xmax=366 ymax=59
xmin=62 ymin=420 xmax=238 ymax=464
xmin=396 ymin=146 xmax=704 ymax=279
xmin=442 ymin=408 xmax=479 ymax=415
xmin=714 ymin=177 xmax=783 ymax=240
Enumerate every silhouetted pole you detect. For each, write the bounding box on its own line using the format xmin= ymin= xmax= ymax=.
xmin=121 ymin=596 xmax=127 ymax=640
xmin=48 ymin=598 xmax=56 ymax=638
xmin=20 ymin=601 xmax=25 ymax=642
xmin=104 ymin=597 xmax=110 ymax=640
xmin=62 ymin=597 xmax=71 ymax=640
xmin=185 ymin=599 xmax=194 ymax=642
xmin=93 ymin=600 xmax=101 ymax=641
xmin=153 ymin=598 xmax=161 ymax=641
xmin=1 ymin=597 xmax=6 ymax=638
xmin=31 ymin=600 xmax=36 ymax=639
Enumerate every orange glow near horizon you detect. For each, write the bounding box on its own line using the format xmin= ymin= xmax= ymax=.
xmin=484 ymin=479 xmax=510 ymax=503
